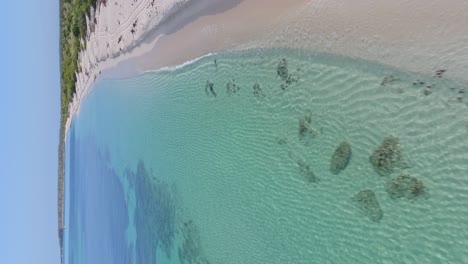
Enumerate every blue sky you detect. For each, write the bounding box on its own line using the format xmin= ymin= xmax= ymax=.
xmin=0 ymin=0 xmax=61 ymax=263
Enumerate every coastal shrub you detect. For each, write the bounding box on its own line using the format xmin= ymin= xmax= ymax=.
xmin=58 ymin=0 xmax=100 ymax=253
xmin=60 ymin=0 xmax=99 ymax=126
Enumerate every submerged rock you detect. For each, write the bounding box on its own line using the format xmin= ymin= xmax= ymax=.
xmin=226 ymin=79 xmax=240 ymax=95
xmin=352 ymin=190 xmax=383 ymax=222
xmin=276 ymin=134 xmax=288 ymax=145
xmin=297 ymin=160 xmax=319 ymax=183
xmin=298 ymin=110 xmax=320 ymax=142
xmin=369 ymin=136 xmax=402 ymax=176
xmin=380 ymin=75 xmax=399 ymax=86
xmin=435 ymin=69 xmax=446 ymax=78
xmin=277 ymin=58 xmax=289 ymax=81
xmin=277 ymin=58 xmax=298 ymax=90
xmin=285 ymin=74 xmax=298 ymax=85
xmin=298 ymin=120 xmax=310 ymax=141
xmin=386 ymin=174 xmax=426 ymax=200
xmin=205 ymin=80 xmax=216 ymax=97
xmin=253 ymin=83 xmax=265 ymax=98
xmin=330 ymin=142 xmax=352 ymax=175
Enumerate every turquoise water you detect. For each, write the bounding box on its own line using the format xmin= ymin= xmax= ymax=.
xmin=66 ymin=49 xmax=468 ymax=263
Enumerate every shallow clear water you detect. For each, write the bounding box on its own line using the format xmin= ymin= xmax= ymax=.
xmin=66 ymin=49 xmax=468 ymax=263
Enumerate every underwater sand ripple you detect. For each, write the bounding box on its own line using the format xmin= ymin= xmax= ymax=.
xmin=82 ymin=49 xmax=468 ymax=263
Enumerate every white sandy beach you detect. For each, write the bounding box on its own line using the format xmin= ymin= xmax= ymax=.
xmin=66 ymin=0 xmax=468 ymax=134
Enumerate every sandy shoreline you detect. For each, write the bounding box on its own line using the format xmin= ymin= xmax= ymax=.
xmin=66 ymin=0 xmax=468 ymax=135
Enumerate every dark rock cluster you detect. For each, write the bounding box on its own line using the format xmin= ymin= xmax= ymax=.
xmin=352 ymin=190 xmax=384 ymax=223
xmin=226 ymin=79 xmax=240 ymax=95
xmin=198 ymin=55 xmax=436 ymax=226
xmin=277 ymin=58 xmax=289 ymax=81
xmin=369 ymin=136 xmax=402 ymax=176
xmin=253 ymin=83 xmax=265 ymax=99
xmin=330 ymin=142 xmax=352 ymax=175
xmin=386 ymin=174 xmax=426 ymax=200
xmin=457 ymin=88 xmax=464 ymax=102
xmin=380 ymin=75 xmax=399 ymax=86
xmin=277 ymin=58 xmax=298 ymax=90
xmin=434 ymin=69 xmax=446 ymax=78
xmin=205 ymin=80 xmax=216 ymax=97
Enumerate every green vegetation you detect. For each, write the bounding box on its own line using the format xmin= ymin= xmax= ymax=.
xmin=58 ymin=0 xmax=98 ymax=261
xmin=60 ymin=0 xmax=98 ymax=118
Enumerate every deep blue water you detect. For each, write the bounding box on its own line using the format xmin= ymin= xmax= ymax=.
xmin=67 ymin=125 xmax=133 ymax=264
xmin=66 ymin=122 xmax=179 ymax=264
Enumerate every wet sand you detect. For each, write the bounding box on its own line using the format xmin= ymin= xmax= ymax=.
xmin=111 ymin=0 xmax=468 ymax=79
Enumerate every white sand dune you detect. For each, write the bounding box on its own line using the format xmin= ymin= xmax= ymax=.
xmin=66 ymin=0 xmax=468 ymax=134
